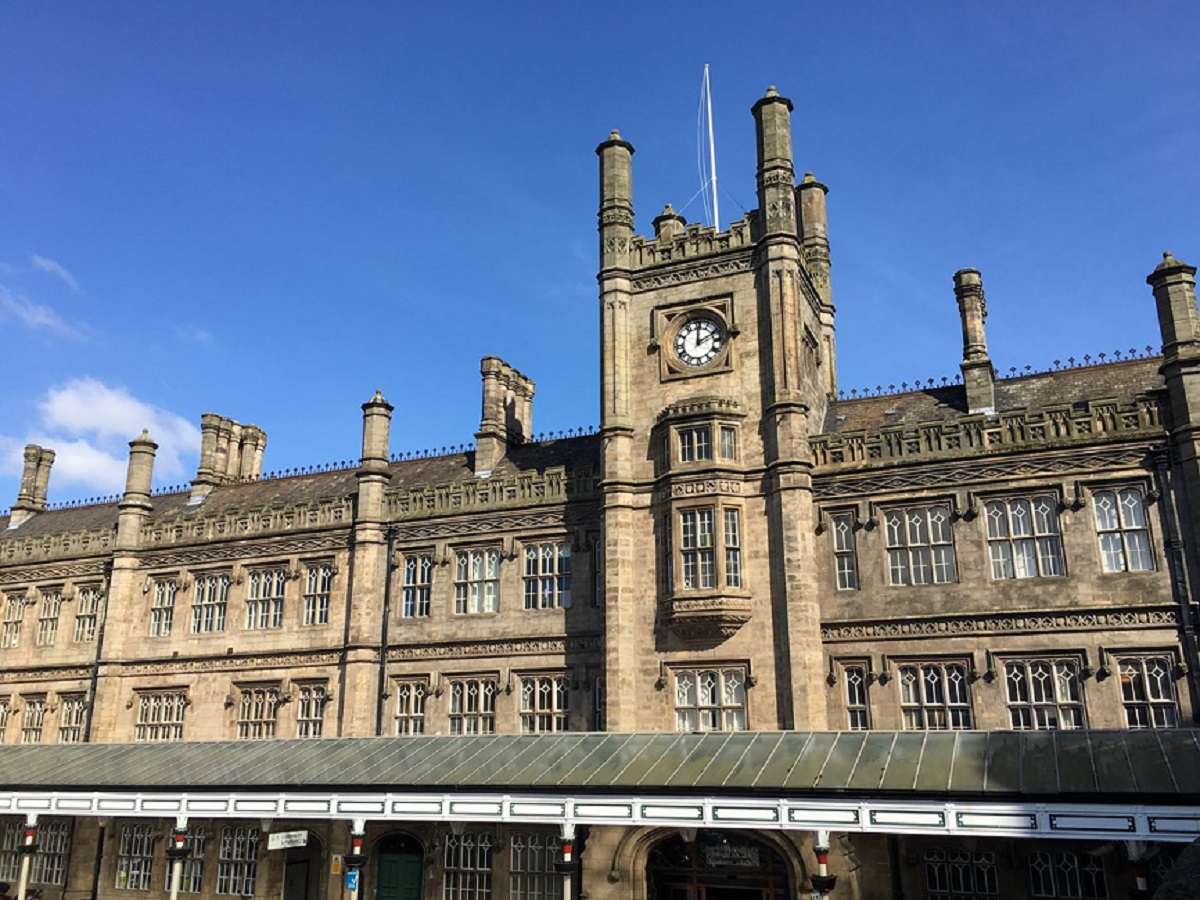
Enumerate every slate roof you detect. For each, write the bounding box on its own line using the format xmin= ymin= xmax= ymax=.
xmin=1 ymin=730 xmax=1197 ymax=803
xmin=0 ymin=436 xmax=601 ymax=543
xmin=823 ymin=357 xmax=1165 ymax=435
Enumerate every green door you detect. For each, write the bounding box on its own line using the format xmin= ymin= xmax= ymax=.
xmin=377 ymin=853 xmax=422 ymax=900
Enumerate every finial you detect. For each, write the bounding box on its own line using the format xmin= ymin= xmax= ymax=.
xmin=662 ymin=204 xmax=676 ymax=216
xmin=138 ymin=429 xmax=151 ymax=440
xmin=803 ymin=171 xmax=816 ymax=182
xmin=765 ymin=85 xmax=778 ymax=96
xmin=609 ymin=129 xmax=621 ymax=140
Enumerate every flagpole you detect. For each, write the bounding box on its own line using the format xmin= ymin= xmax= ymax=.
xmin=704 ymin=63 xmax=719 ymax=230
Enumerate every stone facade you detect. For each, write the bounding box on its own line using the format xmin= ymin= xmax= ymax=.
xmin=0 ymin=85 xmax=1196 ymax=900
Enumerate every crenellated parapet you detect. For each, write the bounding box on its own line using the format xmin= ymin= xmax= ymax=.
xmin=812 ymin=394 xmax=1164 ymax=471
xmin=628 ymin=215 xmax=756 ymax=271
xmin=385 ymin=465 xmax=597 ymax=520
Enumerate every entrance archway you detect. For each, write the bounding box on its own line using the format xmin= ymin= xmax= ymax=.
xmin=376 ymin=833 xmax=424 ymax=900
xmin=282 ymin=832 xmax=324 ymax=900
xmin=646 ymin=830 xmax=790 ymax=900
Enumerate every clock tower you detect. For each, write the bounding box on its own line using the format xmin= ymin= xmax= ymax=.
xmin=597 ymin=87 xmax=835 ymax=731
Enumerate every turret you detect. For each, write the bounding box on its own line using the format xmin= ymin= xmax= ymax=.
xmin=752 ymin=86 xmax=798 ymax=237
xmin=955 ymin=268 xmax=995 ymax=414
xmin=356 ymin=390 xmax=394 ymax=524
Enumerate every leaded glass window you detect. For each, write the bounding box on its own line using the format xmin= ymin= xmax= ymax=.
xmin=35 ymin=589 xmax=62 ymax=647
xmin=443 ymin=833 xmax=492 ymax=900
xmin=73 ymin=584 xmax=102 ymax=642
xmin=296 ymin=684 xmax=327 ymax=738
xmin=394 ymin=681 xmax=428 ymax=735
xmin=885 ymin=505 xmax=957 ymax=585
xmin=57 ymin=693 xmax=87 ymax=743
xmin=924 ymin=848 xmax=998 ymax=899
xmin=1029 ymin=850 xmax=1108 ymax=899
xmin=2 ymin=594 xmax=25 ymax=648
xmin=303 ymin=563 xmax=333 ymax=625
xmin=150 ymin=579 xmax=176 ymax=637
xmin=164 ymin=827 xmax=206 ymax=894
xmin=986 ymin=496 xmax=1064 ymax=579
xmin=20 ymin=696 xmax=46 ymax=744
xmin=455 ymin=550 xmax=500 ymax=614
xmin=1119 ymin=656 xmax=1179 ymax=728
xmin=523 ymin=542 xmax=572 ymax=609
xmin=509 ymin=833 xmax=561 ymax=900
xmin=236 ymin=686 xmax=279 ymax=740
xmin=448 ymin=677 xmax=496 ymax=735
xmin=1093 ymin=488 xmax=1153 ymax=572
xmin=674 ymin=668 xmax=746 ymax=732
xmin=191 ymin=573 xmax=230 ymax=633
xmin=519 ymin=675 xmax=569 ymax=733
xmin=1004 ymin=659 xmax=1084 ymax=730
xmin=245 ymin=568 xmax=286 ymax=630
xmin=403 ymin=554 xmax=432 ymax=618
xmin=899 ymin=662 xmax=973 ymax=730
xmin=116 ymin=823 xmax=156 ymax=890
xmin=844 ymin=664 xmax=870 ymax=730
xmin=832 ymin=513 xmax=859 ymax=590
xmin=135 ymin=691 xmax=187 ymax=742
xmin=216 ymin=826 xmax=260 ymax=895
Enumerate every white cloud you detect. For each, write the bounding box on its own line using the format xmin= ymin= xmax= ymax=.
xmin=30 ymin=253 xmax=80 ymax=291
xmin=0 ymin=286 xmax=81 ymax=337
xmin=0 ymin=378 xmax=200 ymax=497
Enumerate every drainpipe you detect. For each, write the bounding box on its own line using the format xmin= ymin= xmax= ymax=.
xmin=83 ymin=561 xmax=114 ymax=742
xmin=1153 ymin=445 xmax=1200 ymax=715
xmin=375 ymin=528 xmax=396 ymax=735
xmin=89 ymin=819 xmax=108 ymax=900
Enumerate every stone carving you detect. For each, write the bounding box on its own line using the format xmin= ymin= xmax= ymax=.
xmin=812 ymin=400 xmax=1161 ymax=476
xmin=605 ymin=237 xmax=630 ymax=254
xmin=395 ymin=510 xmax=583 ymax=542
xmin=821 ymin=606 xmax=1179 ymax=641
xmin=813 ymin=446 xmax=1151 ymax=499
xmin=142 ymin=498 xmax=354 ymax=549
xmin=632 ymin=256 xmax=754 ymax=291
xmin=599 ymin=208 xmax=633 ymax=228
xmin=119 ymin=650 xmax=343 ymax=676
xmin=385 ymin=467 xmax=597 ymax=522
xmin=387 ymin=635 xmax=602 ymax=660
xmin=0 ymin=666 xmax=92 ymax=684
xmin=137 ymin=533 xmax=348 ymax=569
xmin=0 ymin=560 xmax=107 ymax=586
xmin=662 ymin=596 xmax=753 ymax=644
xmin=0 ymin=526 xmax=115 ymax=566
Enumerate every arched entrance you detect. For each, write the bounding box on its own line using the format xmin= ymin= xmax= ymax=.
xmin=282 ymin=832 xmax=324 ymax=900
xmin=646 ymin=830 xmax=790 ymax=900
xmin=376 ymin=833 xmax=424 ymax=900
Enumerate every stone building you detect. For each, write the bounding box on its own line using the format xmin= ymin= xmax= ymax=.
xmin=0 ymin=85 xmax=1198 ymax=900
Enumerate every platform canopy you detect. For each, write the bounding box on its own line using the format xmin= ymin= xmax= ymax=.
xmin=2 ymin=731 xmax=1198 ymax=843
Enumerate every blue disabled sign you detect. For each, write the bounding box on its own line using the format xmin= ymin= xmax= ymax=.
xmin=345 ymin=871 xmax=360 ymax=892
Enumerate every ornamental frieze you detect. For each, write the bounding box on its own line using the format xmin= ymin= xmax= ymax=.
xmin=812 ymin=396 xmax=1162 ymax=475
xmin=386 ymin=470 xmax=596 ymax=523
xmin=142 ymin=498 xmax=354 ymax=548
xmin=821 ymin=606 xmax=1179 ymax=642
xmin=137 ymin=533 xmax=349 ymax=569
xmin=119 ymin=650 xmax=343 ymax=677
xmin=0 ymin=666 xmax=92 ymax=684
xmin=0 ymin=527 xmax=114 ymax=566
xmin=632 ymin=254 xmax=754 ymax=291
xmin=0 ymin=560 xmax=107 ymax=586
xmin=387 ymin=635 xmax=602 ymax=661
xmin=813 ymin=445 xmax=1152 ymax=500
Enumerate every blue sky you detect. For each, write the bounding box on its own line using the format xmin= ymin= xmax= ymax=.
xmin=1 ymin=3 xmax=1197 ymax=508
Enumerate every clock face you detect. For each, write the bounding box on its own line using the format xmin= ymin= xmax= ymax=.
xmin=674 ymin=316 xmax=725 ymax=367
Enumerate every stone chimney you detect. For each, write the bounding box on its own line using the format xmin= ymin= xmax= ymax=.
xmin=116 ymin=430 xmax=157 ymax=550
xmin=474 ymin=357 xmax=536 ymax=477
xmin=189 ymin=413 xmax=268 ymax=503
xmin=752 ymin=85 xmax=798 ymax=238
xmin=7 ymin=444 xmax=55 ymax=528
xmin=955 ymin=268 xmax=996 ymax=414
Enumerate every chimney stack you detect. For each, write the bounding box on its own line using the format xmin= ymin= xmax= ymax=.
xmin=474 ymin=357 xmax=536 ymax=477
xmin=7 ymin=444 xmax=55 ymax=528
xmin=955 ymin=268 xmax=996 ymax=414
xmin=189 ymin=413 xmax=267 ymax=503
xmin=116 ymin=430 xmax=157 ymax=549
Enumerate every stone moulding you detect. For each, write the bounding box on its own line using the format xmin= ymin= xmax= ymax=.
xmin=118 ymin=650 xmax=343 ymax=676
xmin=136 ymin=533 xmax=348 ymax=568
xmin=142 ymin=498 xmax=354 ymax=547
xmin=811 ymin=396 xmax=1162 ymax=472
xmin=813 ymin=445 xmax=1152 ymax=500
xmin=0 ymin=666 xmax=92 ymax=684
xmin=821 ymin=606 xmax=1179 ymax=642
xmin=662 ymin=595 xmax=753 ymax=644
xmin=387 ymin=634 xmax=602 ymax=661
xmin=0 ymin=527 xmax=114 ymax=566
xmin=0 ymin=559 xmax=107 ymax=586
xmin=385 ymin=467 xmax=597 ymax=521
